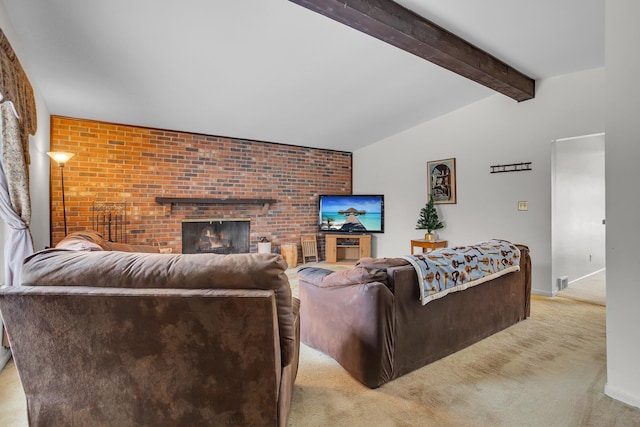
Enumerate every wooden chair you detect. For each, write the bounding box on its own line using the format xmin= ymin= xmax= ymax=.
xmin=301 ymin=234 xmax=319 ymax=263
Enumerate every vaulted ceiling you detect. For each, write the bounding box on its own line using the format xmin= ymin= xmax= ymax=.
xmin=2 ymin=0 xmax=604 ymax=151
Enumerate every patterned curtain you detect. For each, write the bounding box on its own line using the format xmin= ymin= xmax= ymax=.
xmin=0 ymin=100 xmax=33 ymax=286
xmin=0 ymin=28 xmax=37 ymax=288
xmin=0 ymin=29 xmax=37 ymax=137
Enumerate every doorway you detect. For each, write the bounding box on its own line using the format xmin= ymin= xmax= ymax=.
xmin=551 ymin=133 xmax=606 ymax=304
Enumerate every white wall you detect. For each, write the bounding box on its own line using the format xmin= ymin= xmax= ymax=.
xmin=27 ymin=113 xmax=50 ymax=251
xmin=353 ymin=67 xmax=605 ymax=296
xmin=552 ymin=134 xmax=606 ymax=287
xmin=604 ymin=0 xmax=640 ymax=409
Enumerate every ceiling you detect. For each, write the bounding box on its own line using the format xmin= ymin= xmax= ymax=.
xmin=2 ymin=0 xmax=604 ymax=152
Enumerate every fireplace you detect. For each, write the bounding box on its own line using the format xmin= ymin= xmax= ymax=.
xmin=182 ymin=219 xmax=250 ymax=254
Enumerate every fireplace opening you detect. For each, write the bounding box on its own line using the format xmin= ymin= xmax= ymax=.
xmin=182 ymin=219 xmax=250 ymax=254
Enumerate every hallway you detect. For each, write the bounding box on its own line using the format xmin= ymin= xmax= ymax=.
xmin=557 ymin=270 xmax=606 ymax=306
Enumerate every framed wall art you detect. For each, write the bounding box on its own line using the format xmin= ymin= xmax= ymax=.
xmin=427 ymin=158 xmax=456 ymax=204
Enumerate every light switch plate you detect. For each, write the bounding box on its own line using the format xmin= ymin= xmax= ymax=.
xmin=518 ymin=201 xmax=528 ymax=211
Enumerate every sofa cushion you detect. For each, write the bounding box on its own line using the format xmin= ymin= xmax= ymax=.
xmin=56 ymin=231 xmax=160 ymax=253
xmin=106 ymin=241 xmax=161 ymax=253
xmin=21 ymin=249 xmax=297 ymax=365
xmin=298 ymin=266 xmax=387 ymax=288
xmin=55 ymin=238 xmax=104 ymax=251
xmin=355 ymin=257 xmax=409 ymax=270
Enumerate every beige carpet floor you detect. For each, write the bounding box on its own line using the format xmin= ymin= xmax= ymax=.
xmin=0 ymin=358 xmax=25 ymax=427
xmin=1 ymin=264 xmax=638 ymax=426
xmin=557 ymin=270 xmax=606 ymax=306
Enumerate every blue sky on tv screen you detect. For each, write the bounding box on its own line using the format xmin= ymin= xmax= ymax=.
xmin=321 ymin=195 xmax=382 ymax=213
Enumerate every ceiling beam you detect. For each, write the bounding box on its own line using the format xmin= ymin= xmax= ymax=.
xmin=289 ymin=0 xmax=535 ymax=102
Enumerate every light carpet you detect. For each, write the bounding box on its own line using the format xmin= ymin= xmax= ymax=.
xmin=557 ymin=270 xmax=606 ymax=306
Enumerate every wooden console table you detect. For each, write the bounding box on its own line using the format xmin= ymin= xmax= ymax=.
xmin=325 ymin=234 xmax=371 ymax=263
xmin=410 ymin=239 xmax=447 ymax=254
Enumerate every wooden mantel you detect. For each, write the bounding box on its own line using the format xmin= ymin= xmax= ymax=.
xmin=155 ymin=197 xmax=277 ymax=215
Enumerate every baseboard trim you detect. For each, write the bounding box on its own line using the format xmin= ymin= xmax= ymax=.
xmin=532 ymin=289 xmax=554 ymax=297
xmin=569 ymin=268 xmax=606 ymax=285
xmin=605 ymin=383 xmax=640 ymax=409
xmin=0 ymin=347 xmax=11 ymax=371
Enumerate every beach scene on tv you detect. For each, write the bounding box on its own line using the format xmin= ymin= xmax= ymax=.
xmin=319 ymin=195 xmax=384 ymax=233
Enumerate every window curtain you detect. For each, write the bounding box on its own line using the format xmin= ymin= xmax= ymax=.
xmin=0 ymin=29 xmax=37 ymax=137
xmin=0 ymin=99 xmax=33 ymax=286
xmin=0 ymin=28 xmax=37 ymax=287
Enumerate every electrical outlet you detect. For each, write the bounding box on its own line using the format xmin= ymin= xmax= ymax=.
xmin=518 ymin=201 xmax=528 ymax=211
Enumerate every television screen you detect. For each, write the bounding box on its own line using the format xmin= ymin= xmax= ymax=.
xmin=318 ymin=194 xmax=384 ymax=233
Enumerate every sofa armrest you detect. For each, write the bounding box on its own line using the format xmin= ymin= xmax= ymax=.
xmin=278 ymin=296 xmax=300 ymax=427
xmin=297 ymin=266 xmax=387 ymax=289
xmin=290 ymin=296 xmax=301 ymax=375
xmin=296 ymin=267 xmax=333 ymax=286
xmin=299 ymin=279 xmax=394 ymax=388
xmin=515 ymin=245 xmax=532 ymax=317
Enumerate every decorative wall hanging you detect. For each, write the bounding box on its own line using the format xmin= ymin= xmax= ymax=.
xmin=490 ymin=162 xmax=532 ymax=173
xmin=427 ymin=158 xmax=456 ymax=204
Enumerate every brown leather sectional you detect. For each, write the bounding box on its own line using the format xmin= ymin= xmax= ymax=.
xmin=0 ymin=235 xmax=300 ymax=426
xmin=298 ymin=245 xmax=531 ymax=388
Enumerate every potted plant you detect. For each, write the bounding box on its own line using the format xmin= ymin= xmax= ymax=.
xmin=416 ymin=194 xmax=444 ymax=241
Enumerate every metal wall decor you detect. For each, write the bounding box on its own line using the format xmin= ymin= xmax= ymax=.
xmin=490 ymin=162 xmax=532 ymax=174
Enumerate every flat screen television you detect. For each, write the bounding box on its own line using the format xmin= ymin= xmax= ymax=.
xmin=318 ymin=194 xmax=384 ymax=233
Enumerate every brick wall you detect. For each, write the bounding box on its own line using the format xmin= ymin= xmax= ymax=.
xmin=49 ymin=116 xmax=352 ymax=257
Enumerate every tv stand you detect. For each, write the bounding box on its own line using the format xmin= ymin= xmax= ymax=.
xmin=325 ymin=234 xmax=371 ymax=263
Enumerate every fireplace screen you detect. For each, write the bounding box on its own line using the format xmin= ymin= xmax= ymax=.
xmin=182 ymin=219 xmax=250 ymax=254
xmin=92 ymin=201 xmax=126 ymax=242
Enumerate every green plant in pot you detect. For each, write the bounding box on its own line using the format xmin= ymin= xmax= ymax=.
xmin=416 ymin=194 xmax=444 ymax=241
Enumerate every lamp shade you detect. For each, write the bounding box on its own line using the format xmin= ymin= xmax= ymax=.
xmin=47 ymin=151 xmax=75 ymax=165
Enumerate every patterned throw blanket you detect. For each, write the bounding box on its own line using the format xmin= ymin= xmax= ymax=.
xmin=401 ymin=239 xmax=521 ymax=305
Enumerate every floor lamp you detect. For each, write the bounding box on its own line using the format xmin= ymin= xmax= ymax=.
xmin=47 ymin=151 xmax=75 ymax=236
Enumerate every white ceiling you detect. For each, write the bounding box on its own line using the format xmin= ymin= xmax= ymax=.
xmin=2 ymin=0 xmax=604 ymax=152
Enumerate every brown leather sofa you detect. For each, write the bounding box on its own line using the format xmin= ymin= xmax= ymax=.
xmin=298 ymin=244 xmax=531 ymax=388
xmin=0 ymin=236 xmax=300 ymax=426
